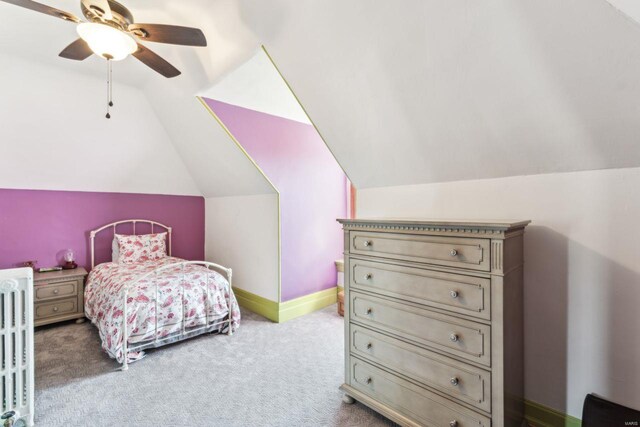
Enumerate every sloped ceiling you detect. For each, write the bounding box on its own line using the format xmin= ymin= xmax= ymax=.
xmin=200 ymin=48 xmax=310 ymax=125
xmin=239 ymin=0 xmax=640 ymax=188
xmin=606 ymin=0 xmax=640 ymax=24
xmin=2 ymin=0 xmax=640 ymax=192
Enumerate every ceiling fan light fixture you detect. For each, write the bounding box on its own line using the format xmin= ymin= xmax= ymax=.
xmin=77 ymin=22 xmax=137 ymax=61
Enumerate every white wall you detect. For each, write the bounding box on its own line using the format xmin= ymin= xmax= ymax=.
xmin=0 ymin=53 xmax=200 ymax=196
xmin=205 ymin=194 xmax=279 ymax=301
xmin=357 ymin=167 xmax=640 ymax=418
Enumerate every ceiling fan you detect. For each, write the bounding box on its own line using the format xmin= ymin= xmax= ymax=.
xmin=1 ymin=0 xmax=207 ymax=117
xmin=2 ymin=0 xmax=206 ymax=77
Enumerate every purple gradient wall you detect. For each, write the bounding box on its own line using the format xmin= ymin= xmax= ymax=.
xmin=204 ymin=99 xmax=347 ymax=302
xmin=0 ymin=189 xmax=205 ymax=270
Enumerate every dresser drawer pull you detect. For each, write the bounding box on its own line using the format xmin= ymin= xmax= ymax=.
xmin=450 ymin=290 xmax=459 ymax=299
xmin=450 ymin=249 xmax=458 ymax=257
xmin=365 ymin=273 xmax=373 ymax=280
xmin=449 ymin=333 xmax=459 ymax=342
xmin=53 ymin=289 xmax=59 ymax=295
xmin=450 ymin=377 xmax=459 ymax=386
xmin=53 ymin=307 xmax=59 ymax=312
xmin=363 ymin=240 xmax=372 ymax=247
xmin=366 ymin=307 xmax=373 ymax=315
xmin=366 ymin=342 xmax=373 ymax=349
xmin=366 ymin=377 xmax=372 ymax=384
xmin=449 ymin=421 xmax=458 ymax=427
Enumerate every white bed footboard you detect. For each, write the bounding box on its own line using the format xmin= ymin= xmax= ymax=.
xmin=121 ymin=261 xmax=234 ymax=370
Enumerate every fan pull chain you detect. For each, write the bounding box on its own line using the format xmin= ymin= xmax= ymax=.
xmin=105 ymin=57 xmax=113 ymax=119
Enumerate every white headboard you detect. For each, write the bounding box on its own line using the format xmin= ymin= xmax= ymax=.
xmin=89 ymin=219 xmax=172 ymax=269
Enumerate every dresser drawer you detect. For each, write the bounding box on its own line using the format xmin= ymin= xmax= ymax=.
xmin=350 ymin=232 xmax=490 ymax=272
xmin=35 ymin=298 xmax=78 ymax=321
xmin=351 ymin=325 xmax=491 ymax=412
xmin=351 ymin=292 xmax=490 ymax=366
xmin=351 ymin=357 xmax=491 ymax=427
xmin=35 ymin=280 xmax=79 ymax=302
xmin=351 ymin=258 xmax=491 ymax=320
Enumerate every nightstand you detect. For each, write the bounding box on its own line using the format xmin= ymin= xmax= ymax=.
xmin=33 ymin=267 xmax=87 ymax=327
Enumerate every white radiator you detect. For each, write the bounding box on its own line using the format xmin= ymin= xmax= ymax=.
xmin=0 ymin=268 xmax=34 ymax=426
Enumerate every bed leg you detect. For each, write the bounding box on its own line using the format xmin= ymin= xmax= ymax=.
xmin=227 ymin=269 xmax=233 ymax=336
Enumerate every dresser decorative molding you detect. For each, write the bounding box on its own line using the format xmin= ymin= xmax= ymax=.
xmin=338 ymin=218 xmax=530 ymax=427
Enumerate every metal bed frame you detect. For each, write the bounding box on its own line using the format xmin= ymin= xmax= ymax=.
xmin=90 ymin=219 xmax=234 ymax=370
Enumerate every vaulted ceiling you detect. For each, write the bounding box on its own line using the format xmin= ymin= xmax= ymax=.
xmin=2 ymin=0 xmax=640 ymax=193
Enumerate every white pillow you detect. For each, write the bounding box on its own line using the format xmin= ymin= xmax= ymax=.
xmin=112 ymin=237 xmax=120 ymax=263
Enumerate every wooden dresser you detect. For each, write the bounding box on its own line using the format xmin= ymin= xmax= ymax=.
xmin=338 ymin=219 xmax=530 ymax=427
xmin=33 ymin=268 xmax=87 ymax=327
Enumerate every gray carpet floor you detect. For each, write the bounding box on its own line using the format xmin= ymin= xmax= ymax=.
xmin=34 ymin=305 xmax=396 ymax=427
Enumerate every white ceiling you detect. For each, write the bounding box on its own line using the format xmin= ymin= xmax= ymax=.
xmin=199 ymin=48 xmax=311 ymax=124
xmin=242 ymin=0 xmax=640 ymax=188
xmin=2 ymin=0 xmax=640 ymax=192
xmin=606 ymin=0 xmax=640 ymax=24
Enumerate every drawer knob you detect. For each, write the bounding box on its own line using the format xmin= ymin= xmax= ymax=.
xmin=366 ymin=342 xmax=373 ymax=350
xmin=449 ymin=333 xmax=459 ymax=342
xmin=450 ymin=249 xmax=458 ymax=257
xmin=450 ymin=377 xmax=459 ymax=386
xmin=450 ymin=421 xmax=458 ymax=427
xmin=363 ymin=240 xmax=372 ymax=247
xmin=366 ymin=307 xmax=373 ymax=315
xmin=53 ymin=289 xmax=59 ymax=295
xmin=450 ymin=290 xmax=459 ymax=299
xmin=53 ymin=307 xmax=59 ymax=312
xmin=366 ymin=377 xmax=372 ymax=384
xmin=365 ymin=273 xmax=373 ymax=280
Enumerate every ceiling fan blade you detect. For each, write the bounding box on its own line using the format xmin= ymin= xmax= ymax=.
xmin=128 ymin=23 xmax=207 ymax=47
xmin=132 ymin=44 xmax=181 ymax=78
xmin=59 ymin=39 xmax=93 ymax=61
xmin=0 ymin=0 xmax=80 ymax=22
xmin=81 ymin=0 xmax=112 ymax=20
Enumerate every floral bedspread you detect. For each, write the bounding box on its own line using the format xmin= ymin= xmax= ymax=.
xmin=85 ymin=257 xmax=240 ymax=363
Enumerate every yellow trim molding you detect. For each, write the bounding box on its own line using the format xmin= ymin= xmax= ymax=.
xmin=232 ymin=287 xmax=280 ymax=322
xmin=525 ymin=399 xmax=582 ymax=427
xmin=279 ymin=287 xmax=338 ymax=323
xmin=233 ymin=287 xmax=338 ymax=323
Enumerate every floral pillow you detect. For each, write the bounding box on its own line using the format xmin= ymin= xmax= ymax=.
xmin=115 ymin=233 xmax=167 ymax=264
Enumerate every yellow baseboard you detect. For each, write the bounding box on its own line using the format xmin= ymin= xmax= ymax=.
xmin=232 ymin=287 xmax=280 ymax=322
xmin=525 ymin=399 xmax=581 ymax=427
xmin=232 ymin=286 xmax=338 ymax=323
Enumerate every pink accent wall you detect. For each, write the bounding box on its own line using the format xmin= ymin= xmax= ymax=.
xmin=204 ymin=99 xmax=347 ymax=302
xmin=0 ymin=189 xmax=204 ymax=270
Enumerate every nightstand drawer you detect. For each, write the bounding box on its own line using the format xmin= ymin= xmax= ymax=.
xmin=35 ymin=298 xmax=78 ymax=321
xmin=35 ymin=280 xmax=78 ymax=302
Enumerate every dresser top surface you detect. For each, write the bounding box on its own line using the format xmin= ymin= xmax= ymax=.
xmin=337 ymin=218 xmax=531 ymax=231
xmin=34 ymin=267 xmax=88 ymax=282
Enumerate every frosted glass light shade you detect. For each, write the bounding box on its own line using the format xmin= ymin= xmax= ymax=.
xmin=63 ymin=249 xmax=75 ymax=262
xmin=77 ymin=23 xmax=137 ymax=61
